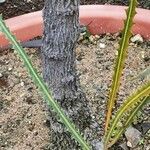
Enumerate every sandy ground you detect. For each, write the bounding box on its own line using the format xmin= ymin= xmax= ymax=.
xmin=0 ymin=34 xmax=150 ymax=150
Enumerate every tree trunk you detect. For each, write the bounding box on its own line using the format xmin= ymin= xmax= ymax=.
xmin=41 ymin=0 xmax=101 ymax=149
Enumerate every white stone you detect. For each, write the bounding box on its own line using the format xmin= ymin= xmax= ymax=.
xmin=0 ymin=73 xmax=3 ymax=78
xmin=115 ymin=50 xmax=118 ymax=56
xmin=99 ymin=43 xmax=106 ymax=49
xmin=89 ymin=35 xmax=95 ymax=42
xmin=95 ymin=35 xmax=100 ymax=39
xmin=127 ymin=141 xmax=132 ymax=148
xmin=5 ymin=60 xmax=9 ymax=64
xmin=92 ymin=115 xmax=95 ymax=119
xmin=20 ymin=81 xmax=25 ymax=87
xmin=0 ymin=0 xmax=6 ymax=3
xmin=8 ymin=67 xmax=13 ymax=71
xmin=141 ymin=51 xmax=145 ymax=58
xmin=131 ymin=34 xmax=143 ymax=43
xmin=146 ymin=145 xmax=150 ymax=150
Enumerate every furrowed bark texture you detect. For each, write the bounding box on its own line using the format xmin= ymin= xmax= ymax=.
xmin=41 ymin=0 xmax=101 ymax=149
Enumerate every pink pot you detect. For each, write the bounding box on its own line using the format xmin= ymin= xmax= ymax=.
xmin=0 ymin=5 xmax=150 ymax=48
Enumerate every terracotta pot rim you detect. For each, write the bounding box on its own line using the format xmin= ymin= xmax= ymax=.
xmin=0 ymin=5 xmax=150 ymax=48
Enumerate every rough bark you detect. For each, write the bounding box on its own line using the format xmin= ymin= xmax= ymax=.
xmin=41 ymin=0 xmax=101 ymax=149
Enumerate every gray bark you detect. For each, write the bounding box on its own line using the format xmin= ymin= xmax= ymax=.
xmin=41 ymin=0 xmax=101 ymax=149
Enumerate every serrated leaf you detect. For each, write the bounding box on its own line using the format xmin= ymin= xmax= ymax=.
xmin=0 ymin=15 xmax=91 ymax=150
xmin=104 ymin=82 xmax=150 ymax=148
xmin=105 ymin=0 xmax=138 ymax=132
xmin=107 ymin=96 xmax=150 ymax=147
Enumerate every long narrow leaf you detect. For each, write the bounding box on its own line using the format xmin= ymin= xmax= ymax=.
xmin=0 ymin=15 xmax=90 ymax=150
xmin=105 ymin=0 xmax=138 ymax=132
xmin=108 ymin=96 xmax=150 ymax=147
xmin=104 ymin=82 xmax=150 ymax=148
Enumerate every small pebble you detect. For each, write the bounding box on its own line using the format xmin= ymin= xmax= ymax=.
xmin=20 ymin=81 xmax=25 ymax=86
xmin=131 ymin=34 xmax=143 ymax=43
xmin=0 ymin=0 xmax=6 ymax=4
xmin=6 ymin=96 xmax=12 ymax=101
xmin=125 ymin=126 xmax=142 ymax=148
xmin=114 ymin=43 xmax=119 ymax=49
xmin=18 ymin=72 xmax=24 ymax=77
xmin=106 ymin=33 xmax=111 ymax=39
xmin=78 ymin=35 xmax=84 ymax=42
xmin=27 ymin=0 xmax=32 ymax=3
xmin=129 ymin=42 xmax=135 ymax=46
xmin=99 ymin=43 xmax=106 ymax=49
xmin=146 ymin=146 xmax=150 ymax=150
xmin=92 ymin=115 xmax=95 ymax=119
xmin=141 ymin=51 xmax=145 ymax=59
xmin=127 ymin=141 xmax=132 ymax=148
xmin=20 ymin=93 xmax=26 ymax=98
xmin=0 ymin=73 xmax=3 ymax=78
xmin=115 ymin=50 xmax=118 ymax=56
xmin=93 ymin=41 xmax=97 ymax=45
xmin=112 ymin=32 xmax=120 ymax=39
xmin=5 ymin=60 xmax=9 ymax=64
xmin=95 ymin=35 xmax=100 ymax=39
xmin=89 ymin=35 xmax=95 ymax=43
xmin=8 ymin=67 xmax=13 ymax=71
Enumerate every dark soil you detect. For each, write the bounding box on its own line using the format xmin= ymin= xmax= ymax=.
xmin=0 ymin=0 xmax=149 ymax=19
xmin=0 ymin=33 xmax=149 ymax=149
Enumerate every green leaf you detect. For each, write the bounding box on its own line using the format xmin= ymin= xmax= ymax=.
xmin=0 ymin=15 xmax=91 ymax=150
xmin=108 ymin=96 xmax=149 ymax=147
xmin=105 ymin=0 xmax=138 ymax=132
xmin=104 ymin=82 xmax=150 ymax=148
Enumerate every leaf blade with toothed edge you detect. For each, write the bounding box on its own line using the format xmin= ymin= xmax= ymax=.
xmin=0 ymin=15 xmax=91 ymax=150
xmin=105 ymin=0 xmax=138 ymax=133
xmin=104 ymin=82 xmax=150 ymax=148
